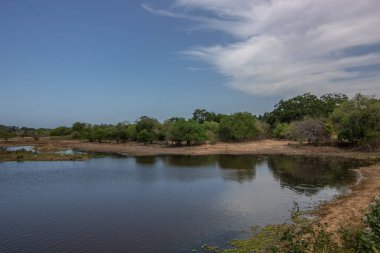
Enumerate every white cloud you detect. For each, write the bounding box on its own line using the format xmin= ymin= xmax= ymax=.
xmin=144 ymin=0 xmax=380 ymax=96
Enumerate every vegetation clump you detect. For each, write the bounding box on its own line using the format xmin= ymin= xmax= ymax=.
xmin=0 ymin=149 xmax=89 ymax=162
xmin=203 ymin=200 xmax=380 ymax=253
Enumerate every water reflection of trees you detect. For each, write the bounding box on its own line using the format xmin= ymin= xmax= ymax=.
xmin=267 ymin=155 xmax=360 ymax=194
xmin=162 ymin=155 xmax=260 ymax=183
xmin=135 ymin=156 xmax=157 ymax=166
xmin=133 ymin=155 xmax=366 ymax=189
xmin=163 ymin=155 xmax=217 ymax=167
xmin=217 ymin=155 xmax=261 ymax=183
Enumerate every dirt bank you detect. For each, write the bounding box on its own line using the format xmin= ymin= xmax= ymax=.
xmin=317 ymin=164 xmax=380 ymax=234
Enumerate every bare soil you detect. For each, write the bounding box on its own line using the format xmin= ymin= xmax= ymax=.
xmin=317 ymin=164 xmax=380 ymax=234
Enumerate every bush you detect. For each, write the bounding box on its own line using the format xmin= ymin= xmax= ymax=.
xmin=273 ymin=123 xmax=290 ymax=139
xmin=219 ymin=112 xmax=258 ymax=141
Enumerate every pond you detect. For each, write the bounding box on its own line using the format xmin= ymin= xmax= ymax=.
xmin=0 ymin=155 xmax=365 ymax=253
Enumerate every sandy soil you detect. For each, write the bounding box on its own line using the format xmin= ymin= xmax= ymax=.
xmin=317 ymin=164 xmax=380 ymax=234
xmin=1 ymin=137 xmax=380 ymax=233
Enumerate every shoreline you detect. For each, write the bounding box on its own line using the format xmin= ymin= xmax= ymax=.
xmin=316 ymin=164 xmax=380 ymax=234
xmin=1 ymin=137 xmax=380 ymax=234
xmin=2 ymin=137 xmax=380 ymax=159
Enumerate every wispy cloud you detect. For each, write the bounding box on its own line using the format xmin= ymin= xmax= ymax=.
xmin=144 ymin=0 xmax=380 ymax=96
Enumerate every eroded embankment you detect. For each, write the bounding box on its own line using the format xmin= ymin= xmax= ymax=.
xmin=317 ymin=164 xmax=380 ymax=233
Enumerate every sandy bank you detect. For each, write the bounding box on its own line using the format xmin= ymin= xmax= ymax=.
xmin=317 ymin=164 xmax=380 ymax=233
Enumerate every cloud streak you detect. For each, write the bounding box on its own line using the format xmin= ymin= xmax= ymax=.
xmin=145 ymin=0 xmax=380 ymax=96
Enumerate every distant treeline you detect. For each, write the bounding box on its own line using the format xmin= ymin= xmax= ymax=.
xmin=1 ymin=93 xmax=380 ymax=148
xmin=0 ymin=125 xmax=49 ymax=141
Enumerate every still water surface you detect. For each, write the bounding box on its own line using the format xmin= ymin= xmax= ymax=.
xmin=0 ymin=155 xmax=361 ymax=252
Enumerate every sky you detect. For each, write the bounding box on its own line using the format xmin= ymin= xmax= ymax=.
xmin=1 ymin=0 xmax=380 ymax=128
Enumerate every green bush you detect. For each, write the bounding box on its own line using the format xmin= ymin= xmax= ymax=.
xmin=204 ymin=198 xmax=380 ymax=253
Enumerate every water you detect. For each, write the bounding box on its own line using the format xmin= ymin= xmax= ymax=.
xmin=3 ymin=146 xmax=35 ymax=152
xmin=0 ymin=155 xmax=361 ymax=253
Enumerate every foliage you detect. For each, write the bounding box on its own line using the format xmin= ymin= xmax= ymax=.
xmin=135 ymin=116 xmax=160 ymax=144
xmin=219 ymin=112 xmax=258 ymax=141
xmin=273 ymin=123 xmax=290 ymax=139
xmin=50 ymin=126 xmax=72 ymax=137
xmin=166 ymin=119 xmax=207 ymax=145
xmin=137 ymin=129 xmax=156 ymax=145
xmin=255 ymin=120 xmax=271 ymax=139
xmin=331 ymin=94 xmax=380 ymax=147
xmin=192 ymin=109 xmax=225 ymax=123
xmin=263 ymin=93 xmax=325 ymax=127
xmin=263 ymin=93 xmax=348 ymax=127
xmin=0 ymin=129 xmax=16 ymax=141
xmin=204 ymin=198 xmax=380 ymax=253
xmin=361 ymin=197 xmax=380 ymax=251
xmin=203 ymin=121 xmax=219 ymax=144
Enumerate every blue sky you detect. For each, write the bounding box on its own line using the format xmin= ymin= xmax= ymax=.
xmin=1 ymin=0 xmax=379 ymax=128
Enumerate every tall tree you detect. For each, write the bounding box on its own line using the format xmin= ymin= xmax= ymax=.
xmin=219 ymin=112 xmax=258 ymax=141
xmin=135 ymin=116 xmax=160 ymax=144
xmin=331 ymin=94 xmax=380 ymax=146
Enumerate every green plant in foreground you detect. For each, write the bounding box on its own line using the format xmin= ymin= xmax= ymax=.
xmin=203 ymin=199 xmax=380 ymax=253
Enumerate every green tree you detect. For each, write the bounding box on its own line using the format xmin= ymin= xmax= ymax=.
xmin=167 ymin=119 xmax=207 ymax=145
xmin=161 ymin=117 xmax=185 ymax=145
xmin=72 ymin=122 xmax=87 ymax=132
xmin=320 ymin=93 xmax=348 ymax=115
xmin=273 ymin=123 xmax=290 ymax=139
xmin=50 ymin=126 xmax=72 ymax=137
xmin=126 ymin=124 xmax=137 ymax=141
xmin=93 ymin=126 xmax=107 ymax=143
xmin=0 ymin=129 xmax=15 ymax=141
xmin=135 ymin=116 xmax=160 ymax=144
xmin=219 ymin=112 xmax=258 ymax=141
xmin=263 ymin=93 xmax=346 ymax=128
xmin=115 ymin=123 xmax=129 ymax=143
xmin=263 ymin=93 xmax=325 ymax=127
xmin=137 ymin=129 xmax=155 ymax=145
xmin=192 ymin=109 xmax=216 ymax=123
xmin=331 ymin=94 xmax=380 ymax=147
xmin=203 ymin=121 xmax=219 ymax=144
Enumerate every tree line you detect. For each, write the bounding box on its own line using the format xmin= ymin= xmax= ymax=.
xmin=1 ymin=93 xmax=380 ymax=148
xmin=261 ymin=93 xmax=380 ymax=149
xmin=49 ymin=111 xmax=260 ymax=145
xmin=0 ymin=125 xmax=49 ymax=141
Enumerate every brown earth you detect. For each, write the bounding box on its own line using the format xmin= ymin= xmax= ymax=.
xmin=1 ymin=137 xmax=380 ymax=233
xmin=317 ymin=164 xmax=380 ymax=234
